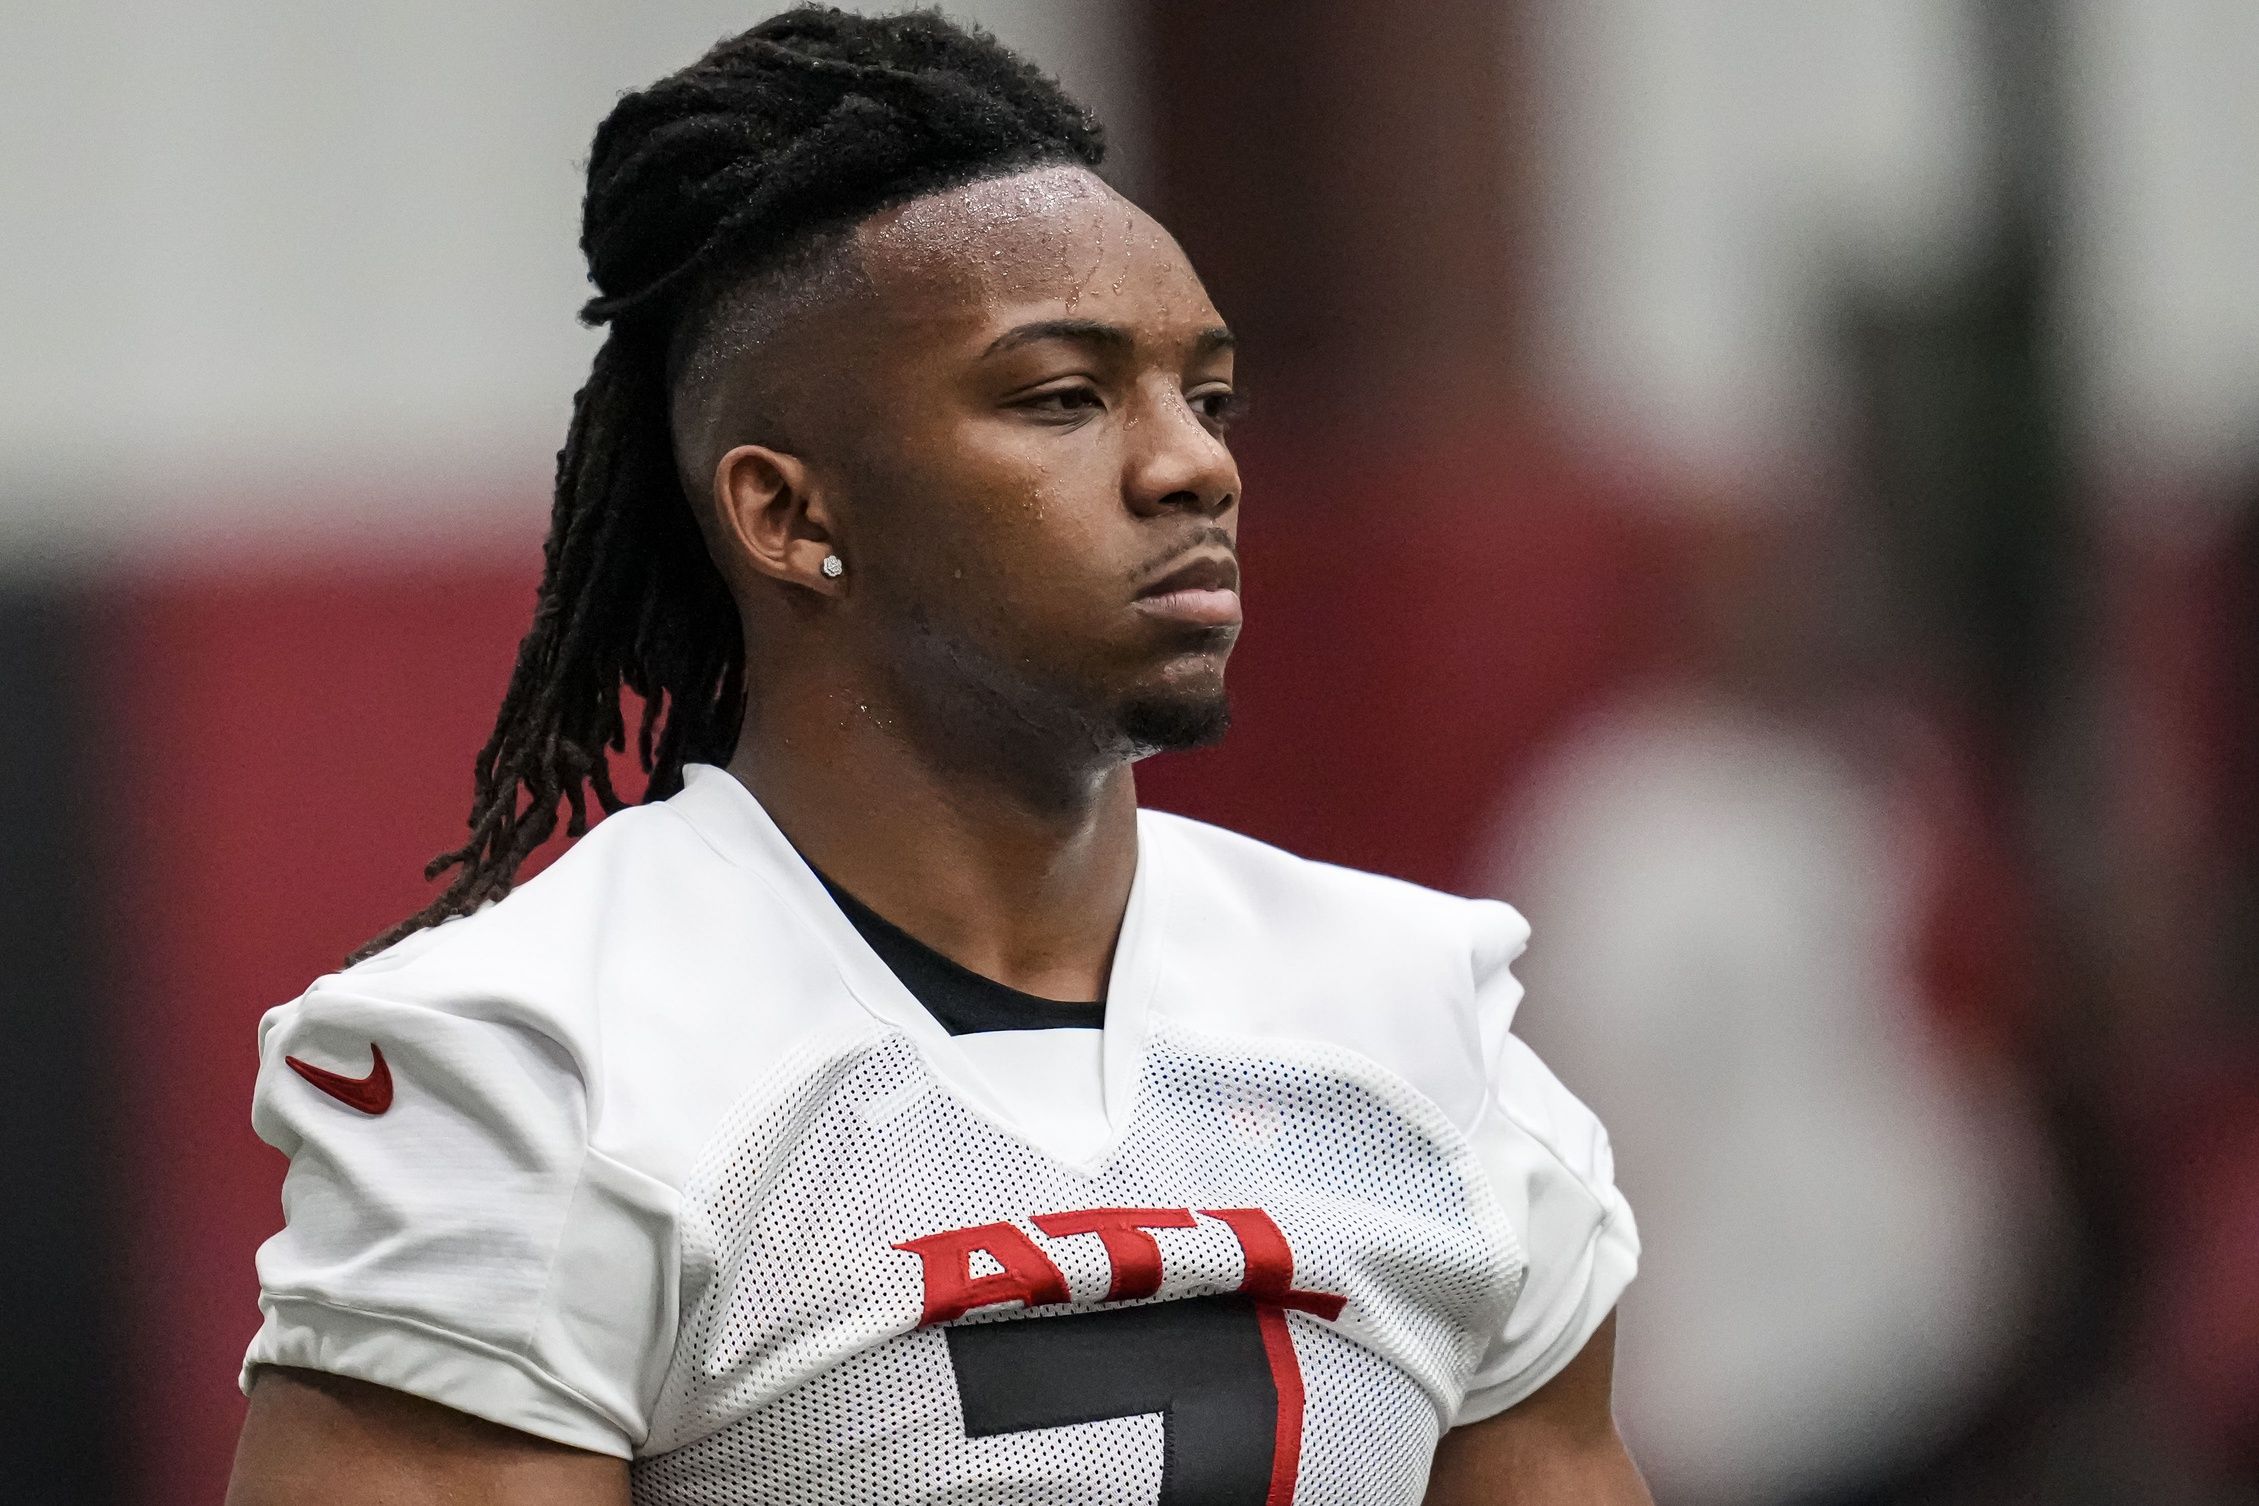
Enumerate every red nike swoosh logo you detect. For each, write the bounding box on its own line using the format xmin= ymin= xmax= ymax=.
xmin=285 ymin=1043 xmax=393 ymax=1115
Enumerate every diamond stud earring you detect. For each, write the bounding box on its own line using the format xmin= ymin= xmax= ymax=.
xmin=821 ymin=554 xmax=845 ymax=579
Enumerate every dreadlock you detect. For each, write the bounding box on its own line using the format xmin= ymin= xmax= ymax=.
xmin=355 ymin=6 xmax=1104 ymax=962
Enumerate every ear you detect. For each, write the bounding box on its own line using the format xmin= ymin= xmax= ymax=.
xmin=711 ymin=443 xmax=845 ymax=597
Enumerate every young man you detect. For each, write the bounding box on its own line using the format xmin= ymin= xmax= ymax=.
xmin=225 ymin=10 xmax=1645 ymax=1503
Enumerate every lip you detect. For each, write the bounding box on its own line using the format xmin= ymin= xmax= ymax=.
xmin=1134 ymin=551 xmax=1243 ymax=628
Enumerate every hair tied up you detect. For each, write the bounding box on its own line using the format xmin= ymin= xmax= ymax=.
xmin=352 ymin=5 xmax=1103 ymax=963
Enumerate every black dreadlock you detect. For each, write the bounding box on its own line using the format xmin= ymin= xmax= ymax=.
xmin=354 ymin=6 xmax=1104 ymax=963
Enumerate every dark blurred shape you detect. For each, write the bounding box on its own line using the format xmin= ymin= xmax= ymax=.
xmin=2231 ymin=506 xmax=2259 ymax=1023
xmin=1137 ymin=0 xmax=1527 ymax=428
xmin=1843 ymin=0 xmax=2081 ymax=757
xmin=0 ymin=583 xmax=120 ymax=1506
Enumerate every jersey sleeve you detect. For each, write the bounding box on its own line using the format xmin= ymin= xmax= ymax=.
xmin=240 ymin=970 xmax=679 ymax=1457
xmin=1453 ymin=902 xmax=1640 ymax=1425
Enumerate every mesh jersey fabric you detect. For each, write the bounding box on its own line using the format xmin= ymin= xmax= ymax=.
xmin=243 ymin=764 xmax=1637 ymax=1500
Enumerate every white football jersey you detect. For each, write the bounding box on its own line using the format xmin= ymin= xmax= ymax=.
xmin=244 ymin=764 xmax=1636 ymax=1504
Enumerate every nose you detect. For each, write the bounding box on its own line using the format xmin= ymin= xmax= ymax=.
xmin=1123 ymin=384 xmax=1238 ymax=521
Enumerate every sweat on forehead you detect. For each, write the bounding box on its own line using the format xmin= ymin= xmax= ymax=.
xmin=852 ymin=168 xmax=1193 ymax=320
xmin=853 ymin=165 xmax=1141 ymax=280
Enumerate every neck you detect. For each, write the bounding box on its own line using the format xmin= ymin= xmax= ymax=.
xmin=725 ymin=664 xmax=1139 ymax=1004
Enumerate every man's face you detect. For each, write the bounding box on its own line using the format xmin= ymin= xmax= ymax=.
xmin=804 ymin=166 xmax=1243 ymax=760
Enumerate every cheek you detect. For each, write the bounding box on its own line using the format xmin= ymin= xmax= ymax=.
xmin=965 ymin=511 xmax=1126 ymax=658
xmin=914 ymin=439 xmax=1131 ymax=630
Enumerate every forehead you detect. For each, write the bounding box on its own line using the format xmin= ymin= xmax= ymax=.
xmin=850 ymin=165 xmax=1215 ymax=336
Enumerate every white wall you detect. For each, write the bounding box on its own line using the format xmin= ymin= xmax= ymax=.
xmin=2065 ymin=0 xmax=2259 ymax=502
xmin=1528 ymin=0 xmax=1990 ymax=496
xmin=15 ymin=1 xmax=2252 ymax=561
xmin=0 ymin=1 xmax=1141 ymax=562
xmin=1530 ymin=0 xmax=2259 ymax=511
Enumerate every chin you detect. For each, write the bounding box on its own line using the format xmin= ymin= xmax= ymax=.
xmin=1118 ymin=686 xmax=1231 ymax=756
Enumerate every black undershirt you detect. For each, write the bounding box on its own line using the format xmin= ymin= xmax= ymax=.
xmin=812 ymin=869 xmax=1104 ymax=1036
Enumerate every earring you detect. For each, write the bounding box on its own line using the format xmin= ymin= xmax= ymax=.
xmin=821 ymin=554 xmax=845 ymax=579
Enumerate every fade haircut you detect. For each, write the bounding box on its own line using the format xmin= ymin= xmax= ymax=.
xmin=357 ymin=6 xmax=1104 ymax=961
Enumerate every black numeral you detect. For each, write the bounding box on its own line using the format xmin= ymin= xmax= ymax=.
xmin=945 ymin=1293 xmax=1300 ymax=1504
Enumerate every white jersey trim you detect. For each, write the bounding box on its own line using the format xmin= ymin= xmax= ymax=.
xmin=248 ymin=1294 xmax=633 ymax=1458
xmin=1452 ymin=1207 xmax=1635 ymax=1423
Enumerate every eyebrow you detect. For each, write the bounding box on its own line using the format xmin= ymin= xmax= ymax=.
xmin=980 ymin=319 xmax=1237 ymax=361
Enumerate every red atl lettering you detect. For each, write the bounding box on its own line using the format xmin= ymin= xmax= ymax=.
xmin=1201 ymin=1207 xmax=1348 ymax=1320
xmin=894 ymin=1205 xmax=1347 ymax=1328
xmin=893 ymin=1221 xmax=1073 ymax=1326
xmin=1030 ymin=1207 xmax=1199 ymax=1300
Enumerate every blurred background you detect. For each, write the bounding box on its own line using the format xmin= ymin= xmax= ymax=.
xmin=4 ymin=2 xmax=2255 ymax=1502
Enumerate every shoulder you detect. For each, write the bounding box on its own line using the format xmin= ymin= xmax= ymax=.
xmin=1143 ymin=808 xmax=1527 ymax=953
xmin=304 ymin=796 xmax=747 ymax=1071
xmin=269 ymin=773 xmax=868 ymax=1188
xmin=1136 ymin=819 xmax=1640 ymax=1420
xmin=1138 ymin=809 xmax=1532 ymax=1129
xmin=331 ymin=796 xmax=728 ymax=1008
xmin=245 ymin=798 xmax=748 ymax=1457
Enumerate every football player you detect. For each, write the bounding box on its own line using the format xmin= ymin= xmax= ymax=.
xmin=225 ymin=9 xmax=1646 ymax=1503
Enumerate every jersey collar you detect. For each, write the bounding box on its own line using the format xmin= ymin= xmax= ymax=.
xmin=664 ymin=763 xmax=1168 ymax=1171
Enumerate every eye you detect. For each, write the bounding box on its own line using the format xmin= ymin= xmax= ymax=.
xmin=1016 ymin=384 xmax=1106 ymax=420
xmin=1190 ymin=386 xmax=1246 ymax=431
